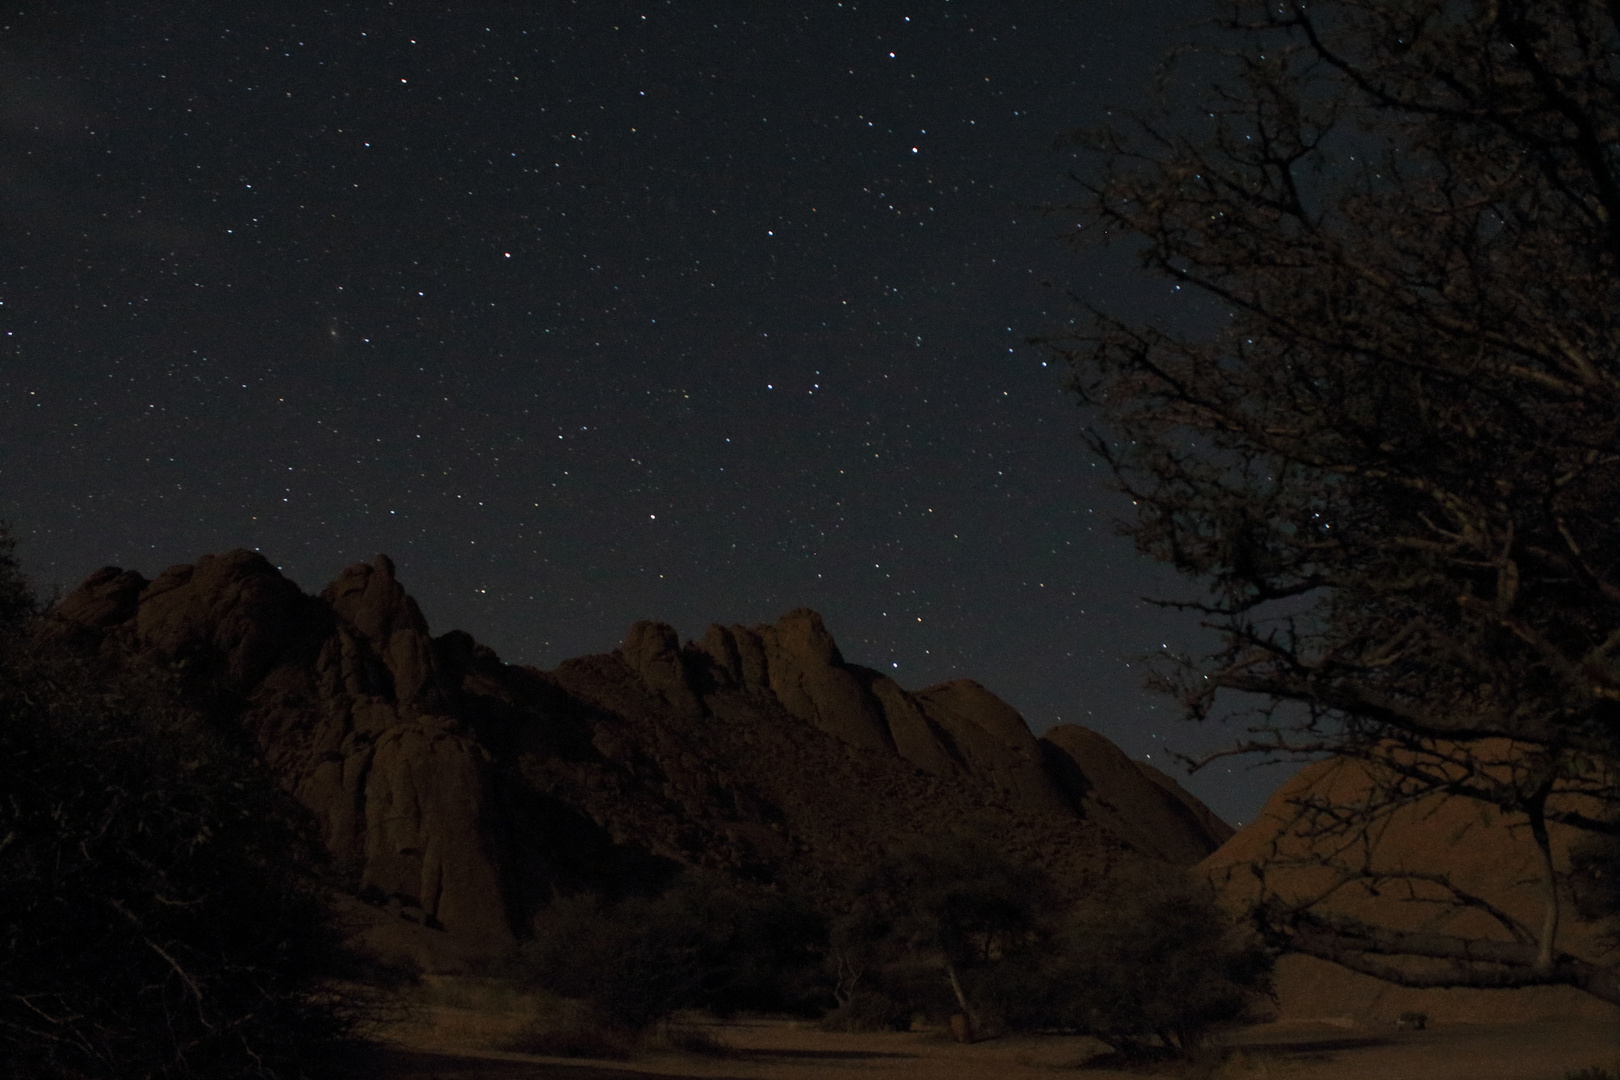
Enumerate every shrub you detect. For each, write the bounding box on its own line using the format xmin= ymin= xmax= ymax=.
xmin=1395 ymin=1010 xmax=1428 ymax=1031
xmin=1039 ymin=868 xmax=1273 ymax=1056
xmin=653 ymin=1021 xmax=734 ymax=1057
xmin=517 ymin=871 xmax=828 ymax=1032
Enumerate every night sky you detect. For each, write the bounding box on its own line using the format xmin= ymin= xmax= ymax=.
xmin=0 ymin=2 xmax=1296 ymax=825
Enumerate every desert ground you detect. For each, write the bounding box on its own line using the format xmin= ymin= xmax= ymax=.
xmin=366 ymin=978 xmax=1620 ymax=1080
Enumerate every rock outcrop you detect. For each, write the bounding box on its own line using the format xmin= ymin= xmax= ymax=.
xmin=53 ymin=551 xmax=1234 ymax=971
xmin=60 ymin=550 xmax=517 ymax=962
xmin=1202 ymin=753 xmax=1620 ymax=1025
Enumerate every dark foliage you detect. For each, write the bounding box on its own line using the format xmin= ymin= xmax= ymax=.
xmin=518 ymin=871 xmax=829 ymax=1031
xmin=825 ymin=839 xmax=1269 ymax=1055
xmin=1022 ymin=873 xmax=1271 ymax=1056
xmin=1047 ymin=0 xmax=1620 ymax=1000
xmin=825 ymin=835 xmax=1056 ymax=1034
xmin=0 ymin=526 xmax=368 ymax=1078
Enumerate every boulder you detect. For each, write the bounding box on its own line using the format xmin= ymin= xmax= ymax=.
xmin=1202 ymin=752 xmax=1620 ymax=1024
xmin=758 ymin=609 xmax=894 ymax=753
xmin=51 ymin=565 xmax=146 ymax=629
xmin=863 ymin=670 xmax=961 ymax=777
xmin=55 ymin=552 xmax=518 ymax=969
xmin=320 ymin=554 xmax=447 ymax=716
xmin=132 ymin=549 xmax=310 ymax=687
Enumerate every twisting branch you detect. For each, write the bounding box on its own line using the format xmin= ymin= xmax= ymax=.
xmin=1051 ymin=0 xmax=1620 ymax=1005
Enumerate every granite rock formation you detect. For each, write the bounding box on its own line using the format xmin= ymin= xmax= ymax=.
xmin=1202 ymin=753 xmax=1620 ymax=1025
xmin=54 ymin=551 xmax=1232 ymax=971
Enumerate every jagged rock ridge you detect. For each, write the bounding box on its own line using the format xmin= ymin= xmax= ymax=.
xmin=55 ymin=550 xmax=1231 ymax=971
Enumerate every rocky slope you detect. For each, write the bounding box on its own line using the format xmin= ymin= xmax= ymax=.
xmin=1202 ymin=753 xmax=1620 ymax=1025
xmin=54 ymin=550 xmax=1231 ymax=971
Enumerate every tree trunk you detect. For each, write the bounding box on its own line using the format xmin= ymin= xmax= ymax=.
xmin=1528 ymin=787 xmax=1560 ymax=974
xmin=944 ymin=960 xmax=978 ymax=1041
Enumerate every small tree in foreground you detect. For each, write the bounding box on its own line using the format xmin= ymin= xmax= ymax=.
xmin=1049 ymin=0 xmax=1620 ymax=999
xmin=825 ymin=836 xmax=1056 ymax=1037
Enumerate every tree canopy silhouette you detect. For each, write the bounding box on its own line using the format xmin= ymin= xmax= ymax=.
xmin=1050 ymin=0 xmax=1620 ymax=1000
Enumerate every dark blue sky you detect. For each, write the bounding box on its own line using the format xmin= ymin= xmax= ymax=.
xmin=0 ymin=1 xmax=1296 ymax=825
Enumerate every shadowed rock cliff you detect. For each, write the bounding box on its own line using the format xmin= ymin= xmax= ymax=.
xmin=54 ymin=551 xmax=1231 ymax=971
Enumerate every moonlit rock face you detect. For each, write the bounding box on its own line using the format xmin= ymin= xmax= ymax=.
xmin=1203 ymin=754 xmax=1620 ymax=1025
xmin=55 ymin=551 xmax=1234 ymax=973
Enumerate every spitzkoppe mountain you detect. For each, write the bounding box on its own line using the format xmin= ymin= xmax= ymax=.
xmin=1202 ymin=754 xmax=1620 ymax=1024
xmin=53 ymin=549 xmax=1232 ymax=971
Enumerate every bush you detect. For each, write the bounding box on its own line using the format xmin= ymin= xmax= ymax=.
xmin=0 ymin=526 xmax=368 ymax=1078
xmin=653 ymin=1022 xmax=734 ymax=1057
xmin=1034 ymin=868 xmax=1273 ymax=1056
xmin=517 ymin=871 xmax=828 ymax=1032
xmin=826 ymin=834 xmax=1059 ymax=1035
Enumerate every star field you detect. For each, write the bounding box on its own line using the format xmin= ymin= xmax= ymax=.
xmin=0 ymin=2 xmax=1291 ymax=824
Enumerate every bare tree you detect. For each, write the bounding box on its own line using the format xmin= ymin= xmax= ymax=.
xmin=1048 ymin=0 xmax=1620 ymax=1001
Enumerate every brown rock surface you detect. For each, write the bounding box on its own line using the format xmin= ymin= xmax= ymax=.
xmin=908 ymin=680 xmax=1074 ymax=816
xmin=688 ymin=609 xmax=896 ymax=752
xmin=62 ymin=550 xmax=517 ymax=965
xmin=134 ymin=550 xmax=311 ymax=686
xmin=51 ymin=565 xmax=146 ymax=629
xmin=1135 ymin=760 xmax=1237 ymax=850
xmin=1040 ymin=724 xmax=1235 ymax=865
xmin=52 ymin=552 xmax=1234 ymax=972
xmin=620 ymin=620 xmax=705 ymax=717
xmin=1202 ymin=753 xmax=1620 ymax=1024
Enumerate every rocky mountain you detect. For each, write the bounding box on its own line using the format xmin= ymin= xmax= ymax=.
xmin=53 ymin=549 xmax=1231 ymax=971
xmin=1202 ymin=753 xmax=1620 ymax=1025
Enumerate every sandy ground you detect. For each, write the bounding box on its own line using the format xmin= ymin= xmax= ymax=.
xmin=369 ymin=1013 xmax=1620 ymax=1080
